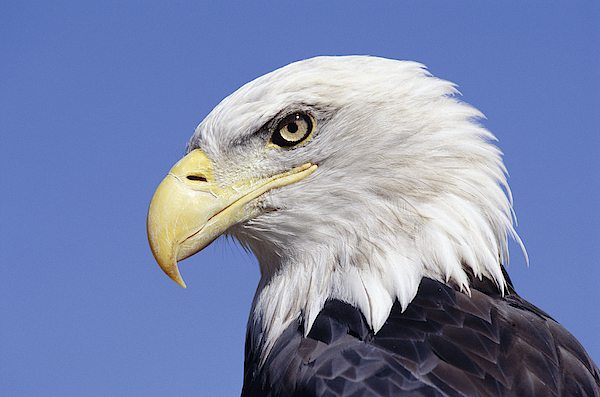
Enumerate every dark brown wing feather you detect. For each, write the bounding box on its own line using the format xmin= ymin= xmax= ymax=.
xmin=242 ymin=271 xmax=600 ymax=397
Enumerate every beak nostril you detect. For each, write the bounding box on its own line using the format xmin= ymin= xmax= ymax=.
xmin=187 ymin=175 xmax=207 ymax=182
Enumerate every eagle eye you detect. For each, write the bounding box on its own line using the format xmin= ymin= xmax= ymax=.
xmin=271 ymin=112 xmax=314 ymax=147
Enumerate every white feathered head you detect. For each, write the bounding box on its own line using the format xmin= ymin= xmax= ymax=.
xmin=148 ymin=56 xmax=524 ymax=353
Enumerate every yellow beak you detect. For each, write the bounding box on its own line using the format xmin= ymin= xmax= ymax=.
xmin=147 ymin=148 xmax=317 ymax=288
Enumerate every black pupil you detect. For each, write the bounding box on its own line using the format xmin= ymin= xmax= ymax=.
xmin=288 ymin=122 xmax=298 ymax=133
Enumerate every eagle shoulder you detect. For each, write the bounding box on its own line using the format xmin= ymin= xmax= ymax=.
xmin=242 ymin=274 xmax=600 ymax=397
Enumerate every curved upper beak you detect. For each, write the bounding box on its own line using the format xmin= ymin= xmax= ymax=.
xmin=147 ymin=148 xmax=317 ymax=288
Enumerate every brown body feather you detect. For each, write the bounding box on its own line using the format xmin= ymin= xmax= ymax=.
xmin=243 ymin=270 xmax=600 ymax=397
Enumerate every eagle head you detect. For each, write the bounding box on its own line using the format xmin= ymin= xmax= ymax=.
xmin=147 ymin=56 xmax=524 ymax=354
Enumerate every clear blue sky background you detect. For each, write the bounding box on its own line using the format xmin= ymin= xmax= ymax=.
xmin=2 ymin=1 xmax=598 ymax=396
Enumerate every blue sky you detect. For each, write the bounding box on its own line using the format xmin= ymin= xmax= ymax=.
xmin=1 ymin=1 xmax=598 ymax=395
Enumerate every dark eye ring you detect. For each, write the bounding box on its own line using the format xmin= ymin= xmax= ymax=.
xmin=270 ymin=112 xmax=314 ymax=147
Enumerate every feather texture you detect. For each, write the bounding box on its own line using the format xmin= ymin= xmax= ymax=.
xmin=242 ymin=274 xmax=600 ymax=397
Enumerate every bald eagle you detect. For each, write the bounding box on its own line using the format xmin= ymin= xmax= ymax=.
xmin=147 ymin=56 xmax=600 ymax=396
